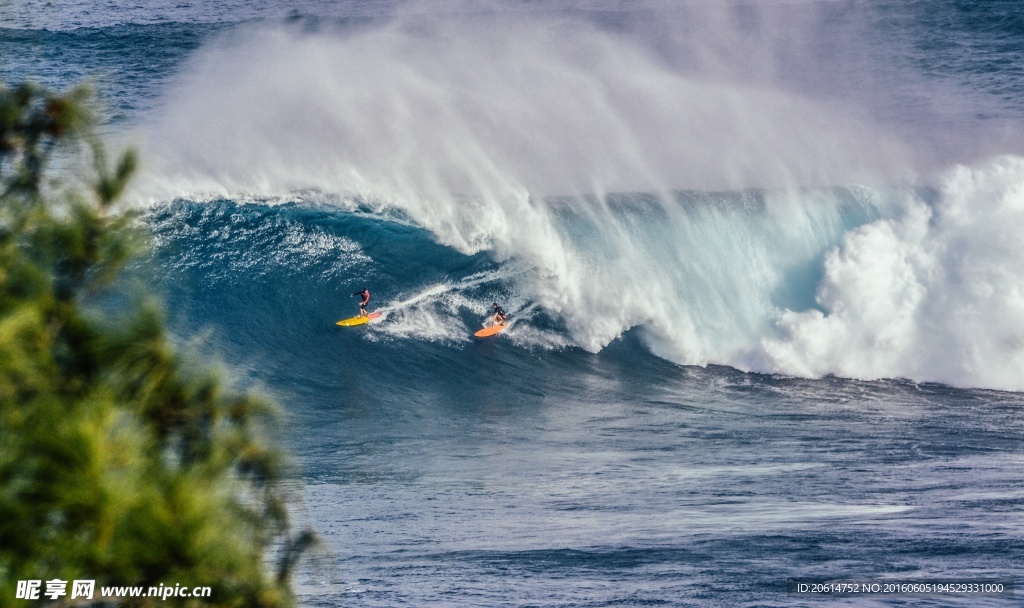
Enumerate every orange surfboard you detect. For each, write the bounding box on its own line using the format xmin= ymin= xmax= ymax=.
xmin=474 ymin=323 xmax=507 ymax=338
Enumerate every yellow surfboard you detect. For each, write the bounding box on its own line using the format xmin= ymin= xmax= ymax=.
xmin=474 ymin=323 xmax=507 ymax=338
xmin=336 ymin=312 xmax=382 ymax=327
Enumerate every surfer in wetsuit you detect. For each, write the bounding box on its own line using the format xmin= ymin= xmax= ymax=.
xmin=492 ymin=303 xmax=507 ymax=326
xmin=353 ymin=288 xmax=370 ymax=317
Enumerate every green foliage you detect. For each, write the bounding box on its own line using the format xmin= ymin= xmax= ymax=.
xmin=0 ymin=82 xmax=311 ymax=607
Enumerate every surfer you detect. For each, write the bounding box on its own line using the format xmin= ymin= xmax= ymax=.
xmin=472 ymin=303 xmax=509 ymax=338
xmin=353 ymin=288 xmax=371 ymax=317
xmin=492 ymin=303 xmax=507 ymax=326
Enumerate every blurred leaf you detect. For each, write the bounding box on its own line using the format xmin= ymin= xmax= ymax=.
xmin=0 ymin=80 xmax=313 ymax=608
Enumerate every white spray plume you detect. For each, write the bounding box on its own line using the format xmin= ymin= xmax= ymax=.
xmin=133 ymin=2 xmax=916 ymax=205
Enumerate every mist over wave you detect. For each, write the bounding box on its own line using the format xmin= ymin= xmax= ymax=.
xmin=128 ymin=3 xmax=1024 ymax=391
xmin=134 ymin=5 xmax=920 ymax=199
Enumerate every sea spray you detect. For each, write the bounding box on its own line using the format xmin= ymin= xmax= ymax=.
xmin=131 ymin=5 xmax=913 ymax=204
xmin=761 ymin=156 xmax=1024 ymax=390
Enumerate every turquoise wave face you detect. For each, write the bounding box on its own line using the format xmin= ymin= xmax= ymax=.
xmin=143 ymin=191 xmax=873 ymax=364
xmin=141 ymin=154 xmax=1024 ymax=391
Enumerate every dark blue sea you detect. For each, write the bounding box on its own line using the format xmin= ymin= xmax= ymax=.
xmin=4 ymin=1 xmax=1024 ymax=605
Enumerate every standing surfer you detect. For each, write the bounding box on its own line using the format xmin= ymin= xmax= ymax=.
xmin=492 ymin=303 xmax=507 ymax=326
xmin=353 ymin=288 xmax=371 ymax=317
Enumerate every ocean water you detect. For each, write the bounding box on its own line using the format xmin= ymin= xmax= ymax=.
xmin=4 ymin=1 xmax=1024 ymax=605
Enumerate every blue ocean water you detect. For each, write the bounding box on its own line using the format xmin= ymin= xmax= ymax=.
xmin=5 ymin=1 xmax=1024 ymax=605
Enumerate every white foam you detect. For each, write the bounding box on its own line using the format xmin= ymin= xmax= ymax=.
xmin=760 ymin=157 xmax=1024 ymax=390
xmin=364 ymin=270 xmax=518 ymax=344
